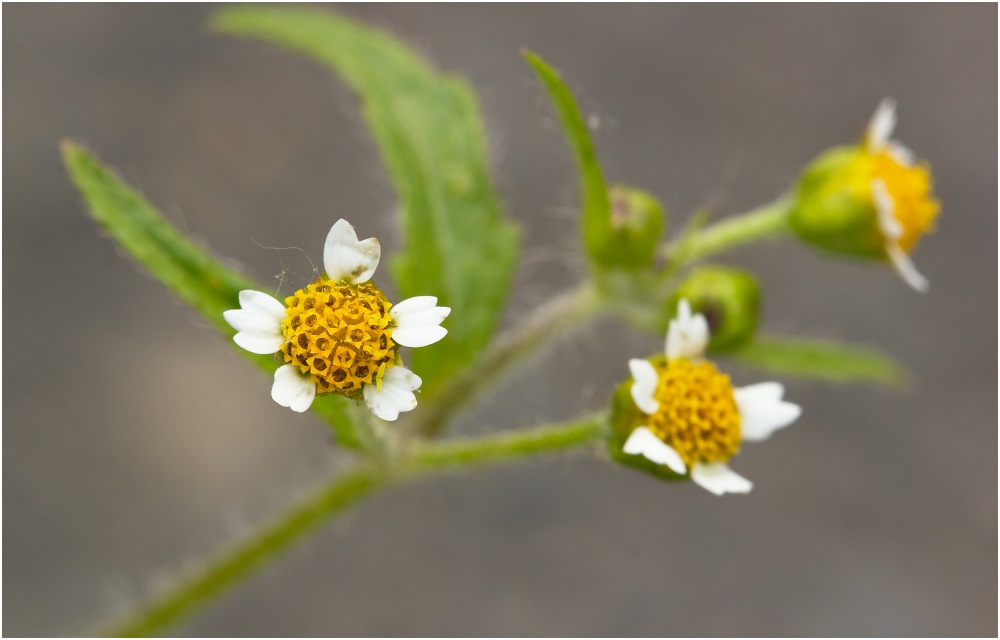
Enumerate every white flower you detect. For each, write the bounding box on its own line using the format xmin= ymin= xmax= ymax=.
xmin=622 ymin=299 xmax=801 ymax=495
xmin=223 ymin=219 xmax=450 ymax=420
xmin=865 ymin=99 xmax=933 ymax=292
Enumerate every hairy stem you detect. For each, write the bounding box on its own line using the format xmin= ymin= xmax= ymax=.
xmin=100 ymin=415 xmax=608 ymax=637
xmin=662 ymin=195 xmax=793 ymax=263
xmin=416 ymin=282 xmax=606 ymax=437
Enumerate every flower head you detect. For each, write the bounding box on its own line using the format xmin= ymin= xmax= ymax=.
xmin=789 ymin=99 xmax=940 ymax=291
xmin=619 ymin=299 xmax=800 ymax=495
xmin=223 ymin=219 xmax=450 ymax=420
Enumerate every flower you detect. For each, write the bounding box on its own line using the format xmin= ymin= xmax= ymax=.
xmin=864 ymin=99 xmax=939 ymax=291
xmin=223 ymin=219 xmax=450 ymax=420
xmin=789 ymin=99 xmax=940 ymax=291
xmin=620 ymin=299 xmax=801 ymax=495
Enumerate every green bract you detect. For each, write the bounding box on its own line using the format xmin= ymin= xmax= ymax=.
xmin=789 ymin=146 xmax=885 ymax=258
xmin=606 ymin=357 xmax=685 ymax=482
xmin=669 ymin=265 xmax=760 ymax=352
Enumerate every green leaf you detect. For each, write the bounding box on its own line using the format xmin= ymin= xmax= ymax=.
xmin=524 ymin=52 xmax=660 ymax=269
xmin=211 ymin=7 xmax=520 ymax=395
xmin=730 ymin=335 xmax=907 ymax=386
xmin=61 ymin=141 xmax=374 ymax=450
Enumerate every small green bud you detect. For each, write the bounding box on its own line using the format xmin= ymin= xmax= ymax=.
xmin=606 ymin=358 xmax=685 ymax=482
xmin=788 ymin=146 xmax=886 ymax=258
xmin=669 ymin=266 xmax=759 ymax=351
xmin=594 ymin=185 xmax=664 ymax=269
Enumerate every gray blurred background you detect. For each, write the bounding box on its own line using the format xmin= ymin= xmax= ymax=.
xmin=4 ymin=4 xmax=997 ymax=636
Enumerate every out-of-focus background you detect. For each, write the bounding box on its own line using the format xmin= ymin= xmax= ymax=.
xmin=4 ymin=4 xmax=997 ymax=636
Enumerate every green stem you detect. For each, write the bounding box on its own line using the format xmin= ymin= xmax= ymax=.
xmin=662 ymin=195 xmax=793 ymax=263
xmin=100 ymin=415 xmax=608 ymax=637
xmin=416 ymin=282 xmax=605 ymax=437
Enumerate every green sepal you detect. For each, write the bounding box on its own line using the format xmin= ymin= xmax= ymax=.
xmin=789 ymin=146 xmax=885 ymax=258
xmin=668 ymin=265 xmax=760 ymax=352
xmin=607 ymin=356 xmax=686 ymax=482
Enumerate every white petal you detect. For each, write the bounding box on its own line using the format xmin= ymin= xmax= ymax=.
xmin=866 ymin=98 xmax=896 ymax=153
xmin=887 ymin=243 xmax=930 ymax=292
xmin=735 ymin=382 xmax=801 ymax=442
xmin=886 ymin=141 xmax=915 ymax=167
xmin=231 ymin=331 xmax=285 ymax=355
xmin=628 ymin=359 xmax=660 ymax=415
xmin=323 ymin=218 xmax=381 ymax=284
xmin=665 ymin=298 xmax=709 ymax=360
xmin=690 ymin=462 xmax=753 ymax=496
xmin=271 ymin=364 xmax=316 ymax=413
xmin=623 ymin=427 xmax=687 ymax=474
xmin=363 ymin=366 xmax=422 ymax=421
xmin=871 ymin=179 xmax=902 ymax=241
xmin=390 ymin=296 xmax=451 ymax=347
xmin=223 ymin=290 xmax=286 ymax=355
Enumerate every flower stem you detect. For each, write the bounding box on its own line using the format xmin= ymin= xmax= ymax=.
xmin=416 ymin=282 xmax=606 ymax=437
xmin=662 ymin=195 xmax=793 ymax=263
xmin=99 ymin=415 xmax=608 ymax=637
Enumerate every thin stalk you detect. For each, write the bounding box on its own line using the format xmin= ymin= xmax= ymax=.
xmin=662 ymin=195 xmax=793 ymax=263
xmin=416 ymin=282 xmax=606 ymax=437
xmin=99 ymin=415 xmax=608 ymax=637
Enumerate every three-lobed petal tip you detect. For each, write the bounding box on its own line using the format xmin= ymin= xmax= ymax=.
xmin=272 ymin=364 xmax=316 ymax=413
xmin=690 ymin=462 xmax=753 ymax=496
xmin=734 ymin=382 xmax=801 ymax=442
xmin=623 ymin=426 xmax=687 ymax=474
xmin=665 ymin=299 xmax=709 ymax=361
xmin=390 ymin=296 xmax=451 ymax=348
xmin=324 ymin=218 xmax=381 ymax=284
xmin=628 ymin=358 xmax=660 ymax=415
xmin=363 ymin=366 xmax=422 ymax=421
xmin=224 ymin=290 xmax=286 ymax=355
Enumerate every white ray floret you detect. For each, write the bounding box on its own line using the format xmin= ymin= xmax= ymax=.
xmin=390 ymin=296 xmax=451 ymax=348
xmin=324 ymin=218 xmax=381 ymax=284
xmin=363 ymin=366 xmax=422 ymax=421
xmin=623 ymin=427 xmax=687 ymax=474
xmin=690 ymin=462 xmax=753 ymax=496
xmin=865 ymin=98 xmax=897 ymax=154
xmin=223 ymin=290 xmax=286 ymax=354
xmin=734 ymin=382 xmax=802 ymax=442
xmin=665 ymin=299 xmax=709 ymax=361
xmin=628 ymin=358 xmax=660 ymax=415
xmin=872 ymin=179 xmax=930 ymax=292
xmin=271 ymin=364 xmax=316 ymax=413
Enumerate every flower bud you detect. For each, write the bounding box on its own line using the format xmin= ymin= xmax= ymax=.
xmin=668 ymin=266 xmax=759 ymax=351
xmin=595 ymin=185 xmax=664 ymax=269
xmin=787 ymin=100 xmax=939 ymax=291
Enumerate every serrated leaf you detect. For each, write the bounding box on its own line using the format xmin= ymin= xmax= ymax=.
xmin=731 ymin=334 xmax=907 ymax=386
xmin=61 ymin=141 xmax=373 ymax=450
xmin=211 ymin=7 xmax=520 ymax=395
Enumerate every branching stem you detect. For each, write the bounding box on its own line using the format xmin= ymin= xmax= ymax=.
xmin=101 ymin=415 xmax=608 ymax=637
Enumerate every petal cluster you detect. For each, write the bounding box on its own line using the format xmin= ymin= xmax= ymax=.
xmin=224 ymin=219 xmax=450 ymax=421
xmin=622 ymin=299 xmax=801 ymax=495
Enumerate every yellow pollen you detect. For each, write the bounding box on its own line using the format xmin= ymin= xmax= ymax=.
xmin=646 ymin=358 xmax=741 ymax=467
xmin=280 ymin=277 xmax=396 ymax=397
xmin=869 ymin=151 xmax=940 ymax=253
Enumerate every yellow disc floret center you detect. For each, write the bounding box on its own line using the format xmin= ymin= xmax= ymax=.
xmin=647 ymin=358 xmax=741 ymax=467
xmin=870 ymin=151 xmax=940 ymax=252
xmin=280 ymin=277 xmax=396 ymax=397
